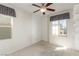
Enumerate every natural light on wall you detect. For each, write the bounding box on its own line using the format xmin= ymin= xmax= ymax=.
xmin=55 ymin=46 xmax=68 ymax=51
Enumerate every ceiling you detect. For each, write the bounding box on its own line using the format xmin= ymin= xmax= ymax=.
xmin=2 ymin=3 xmax=78 ymax=15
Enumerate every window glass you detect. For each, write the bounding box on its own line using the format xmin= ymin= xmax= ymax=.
xmin=52 ymin=19 xmax=67 ymax=37
xmin=52 ymin=21 xmax=59 ymax=35
xmin=59 ymin=20 xmax=67 ymax=36
xmin=0 ymin=14 xmax=12 ymax=39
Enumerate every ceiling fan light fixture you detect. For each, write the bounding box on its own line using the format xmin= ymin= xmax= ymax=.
xmin=40 ymin=8 xmax=46 ymax=12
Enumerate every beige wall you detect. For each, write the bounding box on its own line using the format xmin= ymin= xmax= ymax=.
xmin=73 ymin=4 xmax=79 ymax=50
xmin=32 ymin=14 xmax=42 ymax=44
xmin=41 ymin=15 xmax=49 ymax=41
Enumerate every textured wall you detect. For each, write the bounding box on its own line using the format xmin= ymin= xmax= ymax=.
xmin=73 ymin=4 xmax=79 ymax=50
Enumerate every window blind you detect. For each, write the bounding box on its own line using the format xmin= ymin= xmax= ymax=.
xmin=0 ymin=4 xmax=16 ymax=17
xmin=50 ymin=13 xmax=70 ymax=21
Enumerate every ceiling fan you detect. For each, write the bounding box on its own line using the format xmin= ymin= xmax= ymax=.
xmin=32 ymin=3 xmax=55 ymax=15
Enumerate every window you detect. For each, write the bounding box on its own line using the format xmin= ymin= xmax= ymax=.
xmin=52 ymin=19 xmax=67 ymax=37
xmin=52 ymin=21 xmax=59 ymax=35
xmin=0 ymin=14 xmax=12 ymax=39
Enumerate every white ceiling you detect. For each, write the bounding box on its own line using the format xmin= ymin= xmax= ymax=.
xmin=2 ymin=3 xmax=78 ymax=15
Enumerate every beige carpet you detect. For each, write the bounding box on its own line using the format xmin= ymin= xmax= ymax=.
xmin=8 ymin=41 xmax=79 ymax=56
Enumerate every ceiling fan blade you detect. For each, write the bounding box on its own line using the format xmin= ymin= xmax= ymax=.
xmin=32 ymin=4 xmax=41 ymax=8
xmin=45 ymin=3 xmax=53 ymax=7
xmin=47 ymin=8 xmax=55 ymax=11
xmin=43 ymin=12 xmax=45 ymax=15
xmin=33 ymin=9 xmax=40 ymax=13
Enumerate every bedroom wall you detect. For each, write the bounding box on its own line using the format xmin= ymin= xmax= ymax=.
xmin=32 ymin=14 xmax=42 ymax=44
xmin=41 ymin=15 xmax=49 ymax=41
xmin=73 ymin=4 xmax=79 ymax=50
xmin=41 ymin=9 xmax=75 ymax=49
xmin=49 ymin=9 xmax=75 ymax=48
xmin=0 ymin=4 xmax=42 ymax=55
